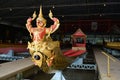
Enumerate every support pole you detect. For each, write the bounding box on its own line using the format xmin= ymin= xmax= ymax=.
xmin=102 ymin=51 xmax=116 ymax=77
xmin=107 ymin=56 xmax=110 ymax=77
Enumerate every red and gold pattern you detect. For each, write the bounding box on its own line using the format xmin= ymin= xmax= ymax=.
xmin=25 ymin=6 xmax=71 ymax=73
xmin=26 ymin=6 xmax=60 ymax=43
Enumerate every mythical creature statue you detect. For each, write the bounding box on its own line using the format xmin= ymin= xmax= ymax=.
xmin=26 ymin=6 xmax=72 ymax=73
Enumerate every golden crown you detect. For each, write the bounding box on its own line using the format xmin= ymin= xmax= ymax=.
xmin=36 ymin=6 xmax=46 ymax=23
xmin=32 ymin=6 xmax=46 ymax=26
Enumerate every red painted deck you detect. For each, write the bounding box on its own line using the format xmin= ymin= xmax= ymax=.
xmin=63 ymin=49 xmax=86 ymax=57
xmin=0 ymin=44 xmax=28 ymax=54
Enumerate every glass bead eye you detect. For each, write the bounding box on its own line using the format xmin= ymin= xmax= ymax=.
xmin=34 ymin=55 xmax=40 ymax=60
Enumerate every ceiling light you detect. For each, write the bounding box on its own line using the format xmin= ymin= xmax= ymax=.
xmin=103 ymin=3 xmax=106 ymax=6
xmin=9 ymin=8 xmax=12 ymax=11
xmin=100 ymin=14 xmax=102 ymax=16
xmin=52 ymin=5 xmax=55 ymax=9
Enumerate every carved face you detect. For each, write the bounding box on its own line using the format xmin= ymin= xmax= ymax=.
xmin=28 ymin=37 xmax=72 ymax=73
xmin=28 ymin=41 xmax=56 ymax=68
xmin=30 ymin=48 xmax=55 ymax=73
xmin=36 ymin=20 xmax=44 ymax=28
xmin=32 ymin=52 xmax=43 ymax=67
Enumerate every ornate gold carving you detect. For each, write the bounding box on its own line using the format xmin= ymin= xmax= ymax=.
xmin=36 ymin=6 xmax=46 ymax=27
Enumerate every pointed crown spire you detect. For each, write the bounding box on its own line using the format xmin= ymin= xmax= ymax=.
xmin=36 ymin=5 xmax=46 ymax=26
xmin=38 ymin=6 xmax=43 ymax=18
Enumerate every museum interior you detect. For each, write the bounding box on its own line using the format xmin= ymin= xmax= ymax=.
xmin=0 ymin=0 xmax=120 ymax=80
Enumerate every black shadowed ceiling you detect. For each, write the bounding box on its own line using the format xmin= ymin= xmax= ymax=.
xmin=0 ymin=0 xmax=120 ymax=34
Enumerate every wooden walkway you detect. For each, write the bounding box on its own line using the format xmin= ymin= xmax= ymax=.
xmin=0 ymin=57 xmax=95 ymax=80
xmin=0 ymin=58 xmax=34 ymax=80
xmin=93 ymin=48 xmax=120 ymax=80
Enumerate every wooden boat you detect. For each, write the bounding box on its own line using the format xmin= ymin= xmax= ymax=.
xmin=28 ymin=28 xmax=86 ymax=73
xmin=105 ymin=42 xmax=120 ymax=50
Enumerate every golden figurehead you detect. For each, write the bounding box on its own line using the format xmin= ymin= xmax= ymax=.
xmin=26 ymin=6 xmax=60 ymax=44
xmin=26 ymin=6 xmax=72 ymax=73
